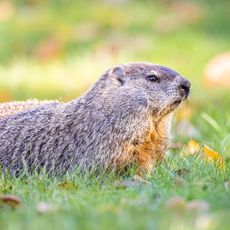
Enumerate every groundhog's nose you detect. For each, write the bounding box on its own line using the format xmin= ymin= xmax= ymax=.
xmin=179 ymin=78 xmax=191 ymax=98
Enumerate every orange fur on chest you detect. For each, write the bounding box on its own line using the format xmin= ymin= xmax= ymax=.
xmin=134 ymin=126 xmax=167 ymax=174
xmin=113 ymin=118 xmax=169 ymax=174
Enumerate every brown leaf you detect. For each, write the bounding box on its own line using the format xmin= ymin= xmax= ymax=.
xmin=203 ymin=145 xmax=225 ymax=169
xmin=0 ymin=194 xmax=21 ymax=208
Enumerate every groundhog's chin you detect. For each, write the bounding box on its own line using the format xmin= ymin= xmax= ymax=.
xmin=172 ymin=99 xmax=182 ymax=107
xmin=168 ymin=99 xmax=182 ymax=112
xmin=157 ymin=100 xmax=182 ymax=118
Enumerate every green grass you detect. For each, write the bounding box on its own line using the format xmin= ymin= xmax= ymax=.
xmin=0 ymin=0 xmax=230 ymax=229
xmin=1 ymin=153 xmax=230 ymax=230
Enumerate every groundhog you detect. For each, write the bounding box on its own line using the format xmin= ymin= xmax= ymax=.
xmin=0 ymin=100 xmax=60 ymax=118
xmin=0 ymin=62 xmax=190 ymax=176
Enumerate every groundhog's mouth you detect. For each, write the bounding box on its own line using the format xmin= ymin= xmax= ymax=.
xmin=172 ymin=100 xmax=182 ymax=106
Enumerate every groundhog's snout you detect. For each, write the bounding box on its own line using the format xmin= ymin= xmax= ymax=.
xmin=178 ymin=77 xmax=191 ymax=99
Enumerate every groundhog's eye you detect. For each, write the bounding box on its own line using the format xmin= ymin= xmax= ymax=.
xmin=146 ymin=74 xmax=159 ymax=82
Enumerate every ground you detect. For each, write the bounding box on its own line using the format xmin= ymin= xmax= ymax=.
xmin=0 ymin=0 xmax=230 ymax=229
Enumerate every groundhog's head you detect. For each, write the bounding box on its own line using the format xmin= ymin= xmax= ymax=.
xmin=107 ymin=62 xmax=190 ymax=117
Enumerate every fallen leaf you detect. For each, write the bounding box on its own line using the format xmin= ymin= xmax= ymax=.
xmin=187 ymin=139 xmax=201 ymax=154
xmin=203 ymin=145 xmax=225 ymax=169
xmin=0 ymin=194 xmax=21 ymax=208
xmin=186 ymin=140 xmax=225 ymax=169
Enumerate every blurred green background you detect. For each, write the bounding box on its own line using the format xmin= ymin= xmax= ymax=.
xmin=0 ymin=0 xmax=229 ymax=101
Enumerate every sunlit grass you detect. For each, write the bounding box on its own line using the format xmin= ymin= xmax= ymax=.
xmin=0 ymin=154 xmax=230 ymax=230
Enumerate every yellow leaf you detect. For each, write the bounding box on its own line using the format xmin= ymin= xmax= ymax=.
xmin=187 ymin=139 xmax=201 ymax=154
xmin=203 ymin=144 xmax=225 ymax=169
xmin=186 ymin=140 xmax=225 ymax=170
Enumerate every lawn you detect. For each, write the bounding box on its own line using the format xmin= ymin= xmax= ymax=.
xmin=0 ymin=0 xmax=230 ymax=229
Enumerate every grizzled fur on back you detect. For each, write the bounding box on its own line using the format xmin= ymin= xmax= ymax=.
xmin=0 ymin=62 xmax=190 ymax=176
xmin=0 ymin=100 xmax=60 ymax=118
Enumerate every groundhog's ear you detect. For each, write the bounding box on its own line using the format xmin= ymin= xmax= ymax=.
xmin=109 ymin=66 xmax=127 ymax=85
